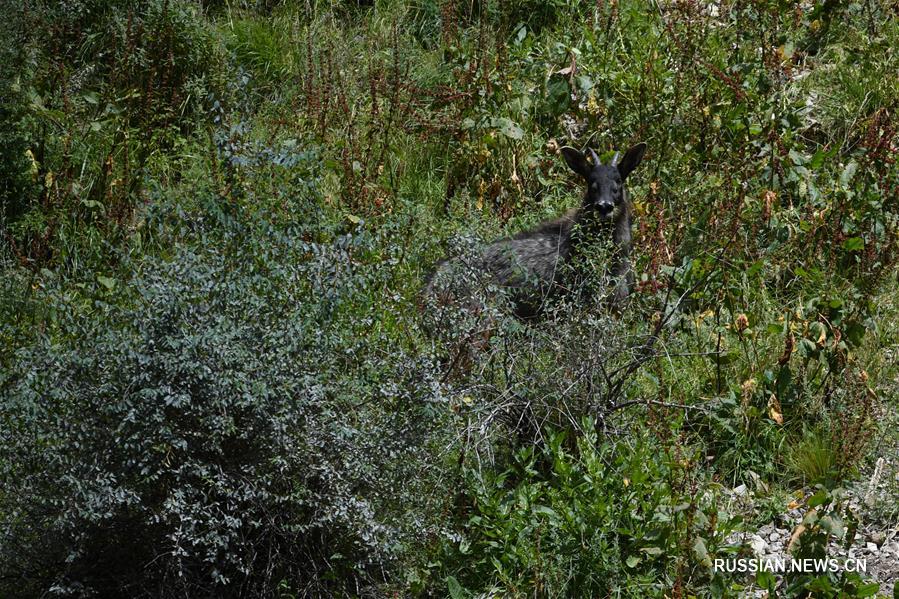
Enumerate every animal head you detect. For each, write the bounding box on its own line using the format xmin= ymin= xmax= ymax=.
xmin=561 ymin=143 xmax=647 ymax=221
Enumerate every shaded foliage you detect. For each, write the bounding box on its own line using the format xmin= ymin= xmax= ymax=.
xmin=1 ymin=175 xmax=444 ymax=596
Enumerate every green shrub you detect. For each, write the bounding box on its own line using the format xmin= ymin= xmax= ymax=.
xmin=0 ymin=184 xmax=445 ymax=596
xmin=438 ymin=425 xmax=730 ymax=597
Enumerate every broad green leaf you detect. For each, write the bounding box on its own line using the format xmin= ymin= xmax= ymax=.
xmin=756 ymin=569 xmax=776 ymax=591
xmin=446 ymin=575 xmax=466 ymax=599
xmin=842 ymin=237 xmax=864 ymax=251
xmin=818 ymin=514 xmax=845 ymax=538
xmin=807 ymin=489 xmax=829 ymax=508
xmin=515 ymin=25 xmax=527 ymax=43
xmin=840 ymin=161 xmax=858 ymax=186
xmin=692 ymin=537 xmax=711 ymax=567
xmin=491 ymin=117 xmax=524 ymax=140
xmin=97 ymin=275 xmax=116 ymax=290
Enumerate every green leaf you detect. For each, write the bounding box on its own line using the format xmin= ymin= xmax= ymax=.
xmin=490 ymin=117 xmax=524 ymax=140
xmin=818 ymin=514 xmax=845 ymax=538
xmin=576 ymin=75 xmax=594 ymax=92
xmin=788 ymin=149 xmax=806 ymax=165
xmin=97 ymin=275 xmax=117 ymax=290
xmin=446 ymin=575 xmax=466 ymax=599
xmin=545 ymin=75 xmax=571 ymax=115
xmin=842 ymin=237 xmax=864 ymax=251
xmin=855 ymin=582 xmax=879 ymax=597
xmin=534 ymin=505 xmax=559 ymax=519
xmin=756 ymin=569 xmax=776 ymax=591
xmin=810 ymin=149 xmax=827 ymax=170
xmin=626 ymin=555 xmax=641 ymax=568
xmin=692 ymin=537 xmax=712 ymax=567
xmin=840 ymin=161 xmax=858 ymax=186
xmin=807 ymin=489 xmax=829 ymax=508
xmin=515 ymin=25 xmax=527 ymax=44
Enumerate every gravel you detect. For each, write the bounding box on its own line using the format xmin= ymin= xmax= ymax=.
xmin=719 ymin=449 xmax=899 ymax=597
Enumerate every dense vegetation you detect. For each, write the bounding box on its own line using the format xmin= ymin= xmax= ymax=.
xmin=1 ymin=0 xmax=897 ymax=596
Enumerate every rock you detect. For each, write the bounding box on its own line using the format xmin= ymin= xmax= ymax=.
xmin=749 ymin=534 xmax=768 ymax=557
xmin=769 ymin=532 xmax=781 ymax=543
xmin=867 ymin=531 xmax=886 ymax=546
xmin=733 ymin=484 xmax=748 ymax=496
xmin=867 ymin=542 xmax=879 ymax=553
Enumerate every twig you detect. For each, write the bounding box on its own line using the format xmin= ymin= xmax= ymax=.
xmin=608 ymin=399 xmax=712 ymax=413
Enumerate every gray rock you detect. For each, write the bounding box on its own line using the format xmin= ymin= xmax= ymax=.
xmin=749 ymin=534 xmax=768 ymax=557
xmin=866 ymin=542 xmax=879 ymax=553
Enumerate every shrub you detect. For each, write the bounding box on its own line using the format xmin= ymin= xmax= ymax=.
xmin=439 ymin=424 xmax=729 ymax=597
xmin=0 ymin=188 xmax=445 ymax=596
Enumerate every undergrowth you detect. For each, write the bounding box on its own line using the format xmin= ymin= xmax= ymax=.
xmin=1 ymin=0 xmax=897 ymax=597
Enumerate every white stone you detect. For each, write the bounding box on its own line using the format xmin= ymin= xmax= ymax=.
xmin=750 ymin=534 xmax=768 ymax=557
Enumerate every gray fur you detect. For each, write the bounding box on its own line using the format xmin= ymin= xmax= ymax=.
xmin=425 ymin=143 xmax=647 ymax=319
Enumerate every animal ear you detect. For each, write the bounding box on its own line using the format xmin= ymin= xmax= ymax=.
xmin=561 ymin=146 xmax=590 ymax=179
xmin=617 ymin=142 xmax=647 ymax=180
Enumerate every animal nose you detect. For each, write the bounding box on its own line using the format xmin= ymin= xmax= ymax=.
xmin=598 ymin=202 xmax=613 ymax=216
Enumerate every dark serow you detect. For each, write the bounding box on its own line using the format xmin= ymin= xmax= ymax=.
xmin=425 ymin=142 xmax=647 ymax=320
